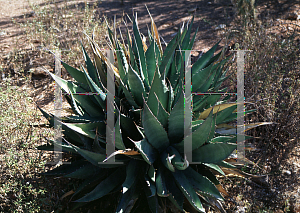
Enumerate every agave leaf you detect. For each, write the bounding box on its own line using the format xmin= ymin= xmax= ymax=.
xmin=132 ymin=16 xmax=148 ymax=87
xmin=222 ymin=109 xmax=257 ymax=124
xmin=67 ymin=142 xmax=127 ymax=168
xmin=174 ymin=109 xmax=215 ymax=151
xmin=91 ymin=43 xmax=107 ymax=87
xmin=145 ymin=40 xmax=156 ymax=85
xmin=81 ymin=66 xmax=106 ymax=109
xmin=120 ymin=114 xmax=143 ymax=141
xmin=173 ymin=79 xmax=184 ymax=108
xmin=192 ymin=40 xmax=221 ymax=75
xmin=66 ymin=143 xmax=106 ymax=165
xmin=127 ymin=64 xmax=146 ymax=107
xmin=37 ymin=138 xmax=77 ymax=154
xmin=192 ymin=63 xmax=215 ymax=93
xmin=120 ymin=77 xmax=139 ymax=109
xmin=115 ymin=41 xmax=128 ymax=82
xmin=193 ymin=143 xmax=237 ymax=163
xmin=42 ymin=159 xmax=87 ymax=176
xmin=148 ymin=165 xmax=155 ymax=182
xmin=142 ymin=100 xmax=169 ymax=152
xmin=210 ymin=136 xmax=234 ymax=143
xmin=164 ymin=171 xmax=184 ymax=211
xmin=196 ymin=65 xmax=218 ymax=93
xmin=126 ymin=28 xmax=137 ymax=70
xmin=215 ymin=122 xmax=274 ymax=135
xmin=206 ymin=50 xmax=222 ymax=69
xmin=130 ymin=138 xmax=157 ymax=165
xmin=184 ymin=167 xmax=223 ymax=200
xmin=115 ymin=112 xmax=126 ymax=150
xmin=61 ymin=61 xmax=89 ymax=86
xmin=105 ymin=19 xmax=115 ymax=48
xmin=169 ymin=50 xmax=183 ymax=89
xmin=66 ymin=81 xmax=104 ymax=117
xmin=63 ymin=89 xmax=84 ymax=116
xmin=147 ymin=91 xmax=159 ymax=116
xmin=75 ymin=166 xmax=126 ymax=202
xmin=181 ymin=16 xmax=194 ymax=50
xmin=215 ymin=105 xmax=237 ymax=125
xmin=65 ymin=163 xmax=100 ymax=179
xmin=199 ymin=103 xmax=238 ymax=120
xmin=147 ymin=69 xmax=169 ymax=114
xmin=203 ymin=163 xmax=225 ymax=176
xmin=143 ymin=175 xmax=160 ymax=213
xmin=116 ymin=183 xmax=139 ymax=213
xmin=172 ymin=170 xmax=205 ymax=212
xmin=192 ymin=109 xmax=215 ymax=150
xmin=211 ymin=55 xmax=233 ymax=88
xmin=37 ymin=107 xmax=92 ymax=145
xmin=168 ymin=91 xmax=184 ymax=144
xmin=122 ymin=160 xmax=141 ymax=194
xmin=92 ymin=132 xmax=106 ymax=154
xmin=192 ymin=120 xmax=204 ymax=126
xmin=187 ymin=27 xmax=198 ymax=50
xmin=156 ymin=95 xmax=169 ymax=129
xmin=85 ymin=33 xmax=120 ymax=80
xmin=146 ymin=6 xmax=163 ymax=56
xmin=63 ymin=122 xmax=106 ymax=140
xmin=46 ymin=70 xmax=71 ymax=94
xmin=161 ymin=149 xmax=176 ymax=172
xmin=81 ymin=44 xmax=101 ymax=88
xmin=216 ymin=160 xmax=236 ymax=169
xmin=167 ymin=78 xmax=174 ymax=113
xmin=159 ymin=33 xmax=180 ymax=77
xmin=61 ymin=114 xmax=104 ymax=123
xmin=169 ymin=146 xmax=189 ymax=171
xmin=37 ymin=106 xmax=54 ymax=126
xmin=156 ymin=167 xmax=169 ymax=197
xmin=193 ymin=94 xmax=222 ymax=113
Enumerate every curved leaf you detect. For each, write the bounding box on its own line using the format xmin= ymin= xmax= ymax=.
xmin=168 ymin=91 xmax=184 ymax=143
xmin=127 ymin=64 xmax=146 ymax=106
xmin=130 ymin=138 xmax=157 ymax=165
xmin=75 ymin=166 xmax=126 ymax=202
xmin=142 ymin=100 xmax=169 ymax=152
xmin=184 ymin=167 xmax=223 ymax=200
xmin=172 ymin=170 xmax=205 ymax=212
xmin=193 ymin=143 xmax=236 ymax=163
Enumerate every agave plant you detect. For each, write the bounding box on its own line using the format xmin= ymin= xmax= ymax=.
xmin=38 ymin=12 xmax=268 ymax=212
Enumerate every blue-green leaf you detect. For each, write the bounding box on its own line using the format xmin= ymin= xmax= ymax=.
xmin=130 ymin=138 xmax=157 ymax=165
xmin=184 ymin=167 xmax=223 ymax=200
xmin=193 ymin=143 xmax=237 ymax=163
xmin=172 ymin=170 xmax=205 ymax=212
xmin=168 ymin=90 xmax=184 ymax=144
xmin=127 ymin=64 xmax=146 ymax=107
xmin=75 ymin=166 xmax=126 ymax=202
xmin=82 ymin=66 xmax=106 ymax=109
xmin=192 ymin=40 xmax=221 ymax=75
xmin=132 ymin=17 xmax=148 ymax=87
xmin=142 ymin=100 xmax=169 ymax=152
xmin=145 ymin=40 xmax=156 ymax=85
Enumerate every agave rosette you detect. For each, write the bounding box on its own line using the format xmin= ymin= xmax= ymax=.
xmin=38 ymin=12 xmax=269 ymax=212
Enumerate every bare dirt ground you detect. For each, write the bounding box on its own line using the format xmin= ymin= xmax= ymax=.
xmin=1 ymin=0 xmax=300 ymax=212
